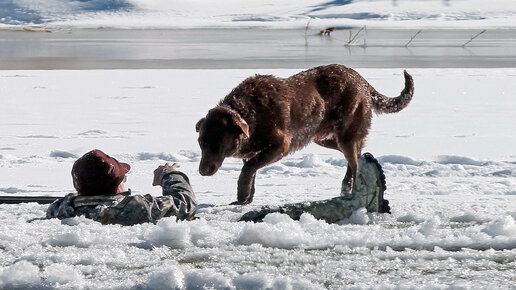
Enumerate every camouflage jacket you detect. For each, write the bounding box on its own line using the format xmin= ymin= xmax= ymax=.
xmin=47 ymin=170 xmax=197 ymax=225
xmin=239 ymin=153 xmax=390 ymax=223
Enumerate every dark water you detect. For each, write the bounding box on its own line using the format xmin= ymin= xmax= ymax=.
xmin=1 ymin=28 xmax=515 ymax=69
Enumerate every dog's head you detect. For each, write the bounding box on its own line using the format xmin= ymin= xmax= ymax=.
xmin=196 ymin=106 xmax=249 ymax=176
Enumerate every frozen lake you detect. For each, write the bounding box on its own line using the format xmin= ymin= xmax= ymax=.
xmin=0 ymin=68 xmax=515 ymax=289
xmin=1 ymin=28 xmax=516 ymax=69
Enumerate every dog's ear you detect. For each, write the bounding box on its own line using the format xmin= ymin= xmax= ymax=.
xmin=195 ymin=118 xmax=206 ymax=133
xmin=232 ymin=115 xmax=249 ymax=139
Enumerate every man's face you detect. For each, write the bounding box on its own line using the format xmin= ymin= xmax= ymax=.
xmin=116 ymin=175 xmax=127 ymax=193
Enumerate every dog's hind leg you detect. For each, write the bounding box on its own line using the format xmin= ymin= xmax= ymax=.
xmin=315 ymin=138 xmax=354 ymax=194
xmin=337 ymin=140 xmax=361 ymax=195
xmin=341 ymin=166 xmax=353 ymax=194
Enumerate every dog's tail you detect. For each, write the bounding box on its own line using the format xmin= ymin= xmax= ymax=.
xmin=370 ymin=70 xmax=414 ymax=114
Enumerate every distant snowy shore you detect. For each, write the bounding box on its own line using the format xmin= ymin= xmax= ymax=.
xmin=1 ymin=0 xmax=516 ymax=29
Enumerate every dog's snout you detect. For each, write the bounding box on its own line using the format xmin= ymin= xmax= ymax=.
xmin=199 ymin=162 xmax=217 ymax=176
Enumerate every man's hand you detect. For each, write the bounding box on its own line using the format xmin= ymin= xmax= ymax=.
xmin=152 ymin=163 xmax=180 ymax=186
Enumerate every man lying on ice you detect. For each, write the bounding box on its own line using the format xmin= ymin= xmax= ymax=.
xmin=47 ymin=150 xmax=389 ymax=225
xmin=47 ymin=149 xmax=198 ymax=225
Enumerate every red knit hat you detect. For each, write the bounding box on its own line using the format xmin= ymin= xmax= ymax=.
xmin=71 ymin=149 xmax=130 ymax=196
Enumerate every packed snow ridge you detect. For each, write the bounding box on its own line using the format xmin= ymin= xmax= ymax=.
xmin=0 ymin=204 xmax=515 ymax=288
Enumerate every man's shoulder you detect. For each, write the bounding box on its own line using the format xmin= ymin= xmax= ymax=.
xmin=73 ymin=191 xmax=130 ymax=208
xmin=71 ymin=191 xmax=173 ymax=209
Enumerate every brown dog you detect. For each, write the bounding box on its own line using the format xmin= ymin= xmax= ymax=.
xmin=196 ymin=64 xmax=414 ymax=204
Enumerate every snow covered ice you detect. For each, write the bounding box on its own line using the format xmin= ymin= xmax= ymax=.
xmin=1 ymin=0 xmax=516 ymax=289
xmin=0 ymin=68 xmax=515 ymax=289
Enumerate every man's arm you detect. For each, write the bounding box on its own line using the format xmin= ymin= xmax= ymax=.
xmin=46 ymin=193 xmax=78 ymax=219
xmin=152 ymin=163 xmax=197 ymax=221
xmin=79 ymin=168 xmax=197 ymax=225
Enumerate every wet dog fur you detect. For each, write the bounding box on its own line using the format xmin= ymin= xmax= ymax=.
xmin=196 ymin=64 xmax=414 ymax=204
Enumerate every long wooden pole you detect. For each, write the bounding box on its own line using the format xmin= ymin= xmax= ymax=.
xmin=0 ymin=196 xmax=61 ymax=204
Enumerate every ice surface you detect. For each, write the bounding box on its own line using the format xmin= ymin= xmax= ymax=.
xmin=0 ymin=68 xmax=515 ymax=288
